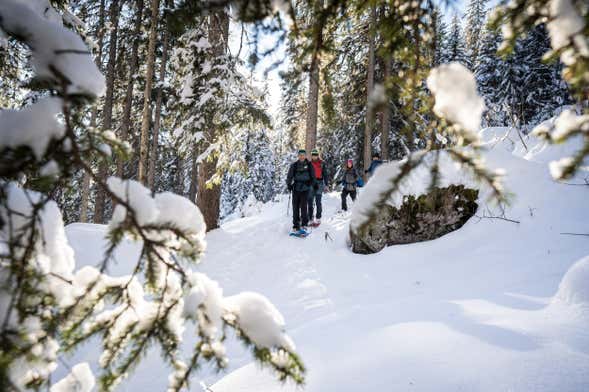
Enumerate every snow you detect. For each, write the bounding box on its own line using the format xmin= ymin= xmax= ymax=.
xmin=0 ymin=0 xmax=105 ymax=96
xmin=0 ymin=97 xmax=64 ymax=159
xmin=225 ymin=292 xmax=295 ymax=351
xmin=554 ymin=256 xmax=589 ymax=305
xmin=50 ymin=362 xmax=95 ymax=392
xmin=58 ymin=127 xmax=589 ymax=391
xmin=547 ymin=0 xmax=586 ymax=51
xmin=427 ymin=62 xmax=485 ymax=133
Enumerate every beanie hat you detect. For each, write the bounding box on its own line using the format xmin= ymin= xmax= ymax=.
xmin=298 ymin=149 xmax=306 ymax=155
xmin=311 ymin=149 xmax=319 ymax=156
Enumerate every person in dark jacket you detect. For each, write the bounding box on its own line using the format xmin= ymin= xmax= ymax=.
xmin=307 ymin=149 xmax=329 ymax=226
xmin=286 ymin=149 xmax=316 ymax=231
xmin=340 ymin=159 xmax=360 ymax=211
xmin=365 ymin=152 xmax=383 ymax=179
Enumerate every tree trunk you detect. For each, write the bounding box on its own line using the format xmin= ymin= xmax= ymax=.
xmin=138 ymin=0 xmax=160 ymax=184
xmin=94 ymin=0 xmax=120 ymax=224
xmin=188 ymin=151 xmax=198 ymax=203
xmin=148 ymin=28 xmax=169 ymax=191
xmin=304 ymin=0 xmax=324 ymax=153
xmin=175 ymin=155 xmax=185 ymax=196
xmin=80 ymin=0 xmax=106 ymax=223
xmin=381 ymin=56 xmax=391 ymax=161
xmin=196 ymin=11 xmax=229 ymax=231
xmin=117 ymin=0 xmax=144 ymax=178
xmin=363 ymin=5 xmax=377 ymax=178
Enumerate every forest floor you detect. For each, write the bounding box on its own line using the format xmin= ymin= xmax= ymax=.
xmin=64 ymin=128 xmax=589 ymax=391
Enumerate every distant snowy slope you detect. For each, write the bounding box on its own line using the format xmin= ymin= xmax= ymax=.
xmin=63 ymin=130 xmax=589 ymax=391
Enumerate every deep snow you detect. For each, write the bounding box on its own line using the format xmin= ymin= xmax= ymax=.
xmin=63 ymin=128 xmax=589 ymax=391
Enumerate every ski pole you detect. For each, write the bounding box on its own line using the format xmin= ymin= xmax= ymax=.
xmin=287 ymin=192 xmax=291 ymax=217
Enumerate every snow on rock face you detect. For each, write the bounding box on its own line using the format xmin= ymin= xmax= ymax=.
xmin=0 ymin=0 xmax=105 ymax=96
xmin=554 ymin=256 xmax=589 ymax=306
xmin=225 ymin=292 xmax=295 ymax=352
xmin=0 ymin=97 xmax=64 ymax=159
xmin=427 ymin=62 xmax=485 ymax=134
xmin=547 ymin=0 xmax=586 ymax=51
xmin=50 ymin=362 xmax=95 ymax=392
xmin=350 ymin=150 xmax=478 ymax=232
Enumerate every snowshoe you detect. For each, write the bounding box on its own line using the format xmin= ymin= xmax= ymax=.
xmin=289 ymin=228 xmax=309 ymax=238
xmin=309 ymin=220 xmax=321 ymax=228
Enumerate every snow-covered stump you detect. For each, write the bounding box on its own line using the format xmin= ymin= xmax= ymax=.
xmin=350 ymin=185 xmax=478 ymax=254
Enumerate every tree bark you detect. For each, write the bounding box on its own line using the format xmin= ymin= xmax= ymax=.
xmin=381 ymin=56 xmax=391 ymax=161
xmin=196 ymin=11 xmax=229 ymax=231
xmin=175 ymin=155 xmax=185 ymax=196
xmin=138 ymin=0 xmax=160 ymax=184
xmin=364 ymin=5 xmax=377 ymax=178
xmin=94 ymin=0 xmax=120 ymax=224
xmin=188 ymin=151 xmax=198 ymax=203
xmin=148 ymin=28 xmax=169 ymax=191
xmin=80 ymin=0 xmax=106 ymax=223
xmin=117 ymin=0 xmax=144 ymax=178
xmin=304 ymin=0 xmax=324 ymax=153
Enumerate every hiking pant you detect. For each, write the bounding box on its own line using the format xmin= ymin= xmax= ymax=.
xmin=341 ymin=189 xmax=357 ymax=211
xmin=307 ymin=185 xmax=324 ymax=220
xmin=292 ymin=190 xmax=309 ymax=229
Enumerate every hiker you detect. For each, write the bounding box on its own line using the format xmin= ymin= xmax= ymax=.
xmin=340 ymin=159 xmax=361 ymax=211
xmin=286 ymin=149 xmax=315 ymax=232
xmin=365 ymin=152 xmax=383 ymax=179
xmin=308 ymin=149 xmax=329 ymax=226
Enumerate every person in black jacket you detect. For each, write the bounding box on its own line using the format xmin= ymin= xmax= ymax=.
xmin=286 ymin=149 xmax=315 ymax=231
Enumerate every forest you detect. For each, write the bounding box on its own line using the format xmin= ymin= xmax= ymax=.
xmin=0 ymin=0 xmax=588 ymax=390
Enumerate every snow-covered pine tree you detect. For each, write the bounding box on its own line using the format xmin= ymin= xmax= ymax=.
xmin=476 ymin=26 xmax=504 ymax=127
xmin=445 ymin=14 xmax=470 ymax=68
xmin=464 ymin=0 xmax=488 ymax=69
xmin=492 ymin=0 xmax=588 ymax=180
xmin=432 ymin=7 xmax=447 ymax=67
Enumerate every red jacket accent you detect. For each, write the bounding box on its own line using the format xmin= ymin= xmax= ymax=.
xmin=311 ymin=160 xmax=323 ymax=179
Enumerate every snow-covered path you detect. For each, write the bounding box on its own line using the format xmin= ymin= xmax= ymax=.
xmin=63 ymin=130 xmax=589 ymax=391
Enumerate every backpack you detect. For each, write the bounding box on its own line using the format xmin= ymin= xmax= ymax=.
xmin=344 ymin=168 xmax=357 ymax=191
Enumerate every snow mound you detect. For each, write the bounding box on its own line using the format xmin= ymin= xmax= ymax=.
xmin=554 ymin=256 xmax=589 ymax=306
xmin=350 ymin=150 xmax=478 ymax=231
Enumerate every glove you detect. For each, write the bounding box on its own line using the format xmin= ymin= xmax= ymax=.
xmin=313 ymin=183 xmax=319 ymax=191
xmin=287 ymin=184 xmax=293 ymax=192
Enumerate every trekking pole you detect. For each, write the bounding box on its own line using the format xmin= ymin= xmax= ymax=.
xmin=287 ymin=192 xmax=291 ymax=217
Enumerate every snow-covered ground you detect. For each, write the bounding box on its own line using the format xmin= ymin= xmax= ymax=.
xmin=63 ymin=128 xmax=589 ymax=391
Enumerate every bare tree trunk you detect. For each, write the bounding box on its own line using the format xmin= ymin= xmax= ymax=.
xmin=148 ymin=28 xmax=169 ymax=191
xmin=381 ymin=56 xmax=391 ymax=161
xmin=94 ymin=0 xmax=120 ymax=224
xmin=304 ymin=0 xmax=324 ymax=153
xmin=196 ymin=11 xmax=228 ymax=231
xmin=175 ymin=155 xmax=185 ymax=196
xmin=138 ymin=0 xmax=160 ymax=184
xmin=117 ymin=0 xmax=144 ymax=178
xmin=80 ymin=0 xmax=106 ymax=223
xmin=363 ymin=5 xmax=377 ymax=179
xmin=188 ymin=151 xmax=198 ymax=202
